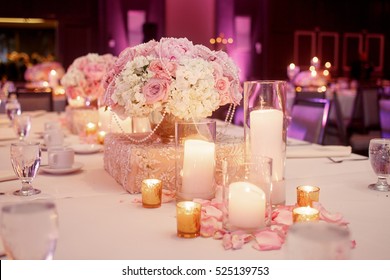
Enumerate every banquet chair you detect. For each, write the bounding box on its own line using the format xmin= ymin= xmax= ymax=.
xmin=287 ymin=97 xmax=331 ymax=145
xmin=348 ymin=85 xmax=381 ymax=155
xmin=378 ymin=91 xmax=390 ymax=138
xmin=16 ymin=88 xmax=54 ymax=112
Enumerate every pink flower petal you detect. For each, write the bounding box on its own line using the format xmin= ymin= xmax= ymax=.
xmin=273 ymin=209 xmax=293 ymax=225
xmin=203 ymin=205 xmax=223 ymax=220
xmin=253 ymin=230 xmax=284 ymax=251
xmin=222 ymin=233 xmax=233 ymax=250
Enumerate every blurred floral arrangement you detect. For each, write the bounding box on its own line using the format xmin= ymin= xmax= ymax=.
xmin=24 ymin=61 xmax=65 ymax=82
xmin=61 ymin=53 xmax=117 ymax=104
xmin=102 ymin=37 xmax=242 ymax=120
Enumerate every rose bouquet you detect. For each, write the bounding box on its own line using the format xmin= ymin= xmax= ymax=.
xmin=24 ymin=61 xmax=65 ymax=82
xmin=61 ymin=53 xmax=117 ymax=104
xmin=102 ymin=37 xmax=242 ymax=121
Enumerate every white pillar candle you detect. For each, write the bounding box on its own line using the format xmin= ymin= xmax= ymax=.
xmin=250 ymin=109 xmax=285 ymax=204
xmin=182 ymin=139 xmax=215 ymax=199
xmin=98 ymin=107 xmax=132 ymax=133
xmin=132 ymin=117 xmax=151 ymax=133
xmin=228 ymin=181 xmax=266 ymax=229
xmin=48 ymin=70 xmax=58 ymax=87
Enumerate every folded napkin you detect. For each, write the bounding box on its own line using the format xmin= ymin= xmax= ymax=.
xmin=287 ymin=145 xmax=352 ymax=158
xmin=0 ymin=170 xmax=18 ymax=182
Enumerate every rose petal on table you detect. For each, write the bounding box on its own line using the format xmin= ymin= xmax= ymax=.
xmin=223 ymin=231 xmax=252 ymax=250
xmin=200 ymin=216 xmax=221 ymax=237
xmin=253 ymin=230 xmax=284 ymax=251
xmin=203 ymin=205 xmax=223 ymax=220
xmin=273 ymin=209 xmax=293 ymax=225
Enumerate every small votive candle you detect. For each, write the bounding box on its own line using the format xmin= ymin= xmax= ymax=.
xmin=297 ymin=185 xmax=320 ymax=207
xmin=141 ymin=179 xmax=162 ymax=208
xmin=293 ymin=206 xmax=320 ymax=223
xmin=176 ymin=201 xmax=201 ymax=238
xmin=97 ymin=131 xmax=107 ymax=144
xmin=85 ymin=122 xmax=98 ymax=136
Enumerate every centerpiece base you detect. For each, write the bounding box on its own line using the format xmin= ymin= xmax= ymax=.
xmin=103 ymin=133 xmax=244 ymax=194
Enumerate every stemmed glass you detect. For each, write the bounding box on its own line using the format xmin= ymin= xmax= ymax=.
xmin=10 ymin=141 xmax=42 ymax=196
xmin=1 ymin=201 xmax=59 ymax=259
xmin=13 ymin=114 xmax=32 ymax=141
xmin=5 ymin=96 xmax=21 ymax=125
xmin=368 ymin=138 xmax=390 ymax=191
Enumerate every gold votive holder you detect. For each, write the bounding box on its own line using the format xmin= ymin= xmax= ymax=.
xmin=85 ymin=122 xmax=98 ymax=136
xmin=141 ymin=179 xmax=162 ymax=208
xmin=292 ymin=206 xmax=320 ymax=223
xmin=176 ymin=201 xmax=201 ymax=238
xmin=97 ymin=131 xmax=107 ymax=144
xmin=297 ymin=185 xmax=320 ymax=207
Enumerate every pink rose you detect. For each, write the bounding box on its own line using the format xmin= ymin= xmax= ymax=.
xmin=149 ymin=60 xmax=177 ymax=79
xmin=159 ymin=37 xmax=194 ymax=60
xmin=215 ymin=77 xmax=230 ymax=94
xmin=142 ymin=78 xmax=170 ymax=104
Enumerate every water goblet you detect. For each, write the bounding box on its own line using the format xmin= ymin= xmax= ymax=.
xmin=13 ymin=114 xmax=32 ymax=141
xmin=5 ymin=97 xmax=21 ymax=125
xmin=1 ymin=201 xmax=59 ymax=259
xmin=10 ymin=141 xmax=42 ymax=196
xmin=368 ymin=138 xmax=390 ymax=191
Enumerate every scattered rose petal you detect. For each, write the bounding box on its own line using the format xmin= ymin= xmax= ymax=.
xmin=253 ymin=230 xmax=284 ymax=251
xmin=273 ymin=209 xmax=293 ymax=225
xmin=203 ymin=205 xmax=223 ymax=220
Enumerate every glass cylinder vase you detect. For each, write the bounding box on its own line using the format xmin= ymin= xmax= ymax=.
xmin=222 ymin=155 xmax=272 ymax=232
xmin=175 ymin=119 xmax=216 ymax=201
xmin=243 ymin=80 xmax=287 ymax=206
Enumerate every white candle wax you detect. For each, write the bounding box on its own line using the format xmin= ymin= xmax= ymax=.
xmin=48 ymin=70 xmax=58 ymax=87
xmin=228 ymin=181 xmax=266 ymax=229
xmin=132 ymin=117 xmax=151 ymax=133
xmin=250 ymin=109 xmax=285 ymax=204
xmin=182 ymin=139 xmax=215 ymax=199
xmin=98 ymin=107 xmax=132 ymax=133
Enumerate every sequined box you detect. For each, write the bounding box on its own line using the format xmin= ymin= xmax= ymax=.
xmin=103 ymin=133 xmax=245 ymax=194
xmin=64 ymin=106 xmax=99 ymax=134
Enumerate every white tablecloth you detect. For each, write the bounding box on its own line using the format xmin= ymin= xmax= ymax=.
xmin=0 ymin=112 xmax=389 ymax=260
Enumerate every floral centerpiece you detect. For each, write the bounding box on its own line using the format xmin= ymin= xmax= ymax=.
xmin=24 ymin=61 xmax=65 ymax=87
xmin=61 ymin=53 xmax=117 ymax=107
xmin=102 ymin=37 xmax=242 ymax=124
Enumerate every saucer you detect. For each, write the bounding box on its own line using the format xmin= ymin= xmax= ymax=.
xmin=70 ymin=144 xmax=103 ymax=154
xmin=40 ymin=162 xmax=84 ymax=174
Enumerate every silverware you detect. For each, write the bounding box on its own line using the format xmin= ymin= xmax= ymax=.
xmin=327 ymin=157 xmax=368 ymax=163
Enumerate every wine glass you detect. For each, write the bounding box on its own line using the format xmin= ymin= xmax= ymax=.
xmin=5 ymin=96 xmax=21 ymax=125
xmin=10 ymin=141 xmax=42 ymax=196
xmin=1 ymin=201 xmax=59 ymax=259
xmin=13 ymin=114 xmax=32 ymax=141
xmin=368 ymin=138 xmax=390 ymax=191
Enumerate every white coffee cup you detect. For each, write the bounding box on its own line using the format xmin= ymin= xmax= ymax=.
xmin=44 ymin=129 xmax=64 ymax=148
xmin=48 ymin=147 xmax=75 ymax=169
xmin=44 ymin=121 xmax=61 ymax=131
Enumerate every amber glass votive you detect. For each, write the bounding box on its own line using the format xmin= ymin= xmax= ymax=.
xmin=85 ymin=122 xmax=98 ymax=136
xmin=141 ymin=179 xmax=162 ymax=208
xmin=293 ymin=206 xmax=320 ymax=223
xmin=297 ymin=185 xmax=320 ymax=207
xmin=97 ymin=131 xmax=106 ymax=144
xmin=176 ymin=201 xmax=201 ymax=238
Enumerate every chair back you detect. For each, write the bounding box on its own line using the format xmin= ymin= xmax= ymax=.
xmin=349 ymin=86 xmax=380 ymax=133
xmin=287 ymin=97 xmax=331 ymax=144
xmin=378 ymin=91 xmax=390 ymax=138
xmin=16 ymin=88 xmax=53 ymax=112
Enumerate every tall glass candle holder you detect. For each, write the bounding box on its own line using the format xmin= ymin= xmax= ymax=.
xmin=243 ymin=80 xmax=287 ymax=206
xmin=175 ymin=119 xmax=216 ymax=201
xmin=222 ymin=155 xmax=272 ymax=232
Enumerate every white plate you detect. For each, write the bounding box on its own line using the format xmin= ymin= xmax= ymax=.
xmin=70 ymin=144 xmax=103 ymax=154
xmin=40 ymin=162 xmax=84 ymax=174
